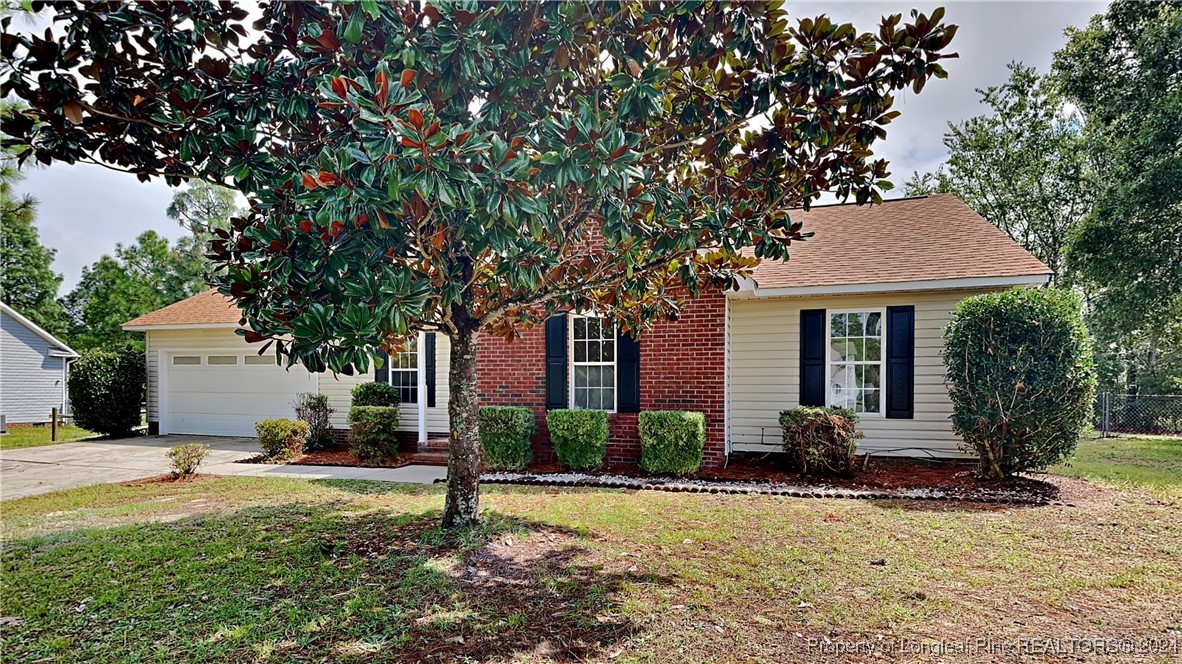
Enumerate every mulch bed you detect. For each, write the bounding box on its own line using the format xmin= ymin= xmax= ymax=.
xmin=239 ymin=445 xmax=411 ymax=469
xmin=472 ymin=456 xmax=1067 ymax=506
xmin=121 ymin=473 xmax=215 ymax=486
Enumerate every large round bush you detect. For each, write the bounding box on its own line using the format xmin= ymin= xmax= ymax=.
xmin=68 ymin=348 xmax=146 ymax=436
xmin=943 ymin=288 xmax=1096 ymax=478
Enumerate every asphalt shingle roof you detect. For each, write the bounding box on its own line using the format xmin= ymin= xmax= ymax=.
xmin=749 ymin=194 xmax=1051 ymax=290
xmin=123 ymin=195 xmax=1050 ymax=328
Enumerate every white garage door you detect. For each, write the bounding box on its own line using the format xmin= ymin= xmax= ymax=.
xmin=162 ymin=351 xmax=317 ymax=436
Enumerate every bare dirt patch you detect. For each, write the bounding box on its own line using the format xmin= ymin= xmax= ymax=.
xmin=120 ymin=473 xmax=217 ymax=487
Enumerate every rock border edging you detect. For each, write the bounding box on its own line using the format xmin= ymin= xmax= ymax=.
xmin=435 ymin=472 xmax=1070 ymax=507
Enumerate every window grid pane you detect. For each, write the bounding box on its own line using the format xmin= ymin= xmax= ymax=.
xmin=827 ymin=310 xmax=884 ymax=414
xmin=571 ymin=316 xmax=616 ymax=411
xmin=388 ymin=342 xmax=419 ymax=404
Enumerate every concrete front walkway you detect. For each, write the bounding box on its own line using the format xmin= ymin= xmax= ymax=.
xmin=0 ymin=435 xmax=447 ymax=500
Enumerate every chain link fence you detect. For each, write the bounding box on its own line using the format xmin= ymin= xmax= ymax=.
xmin=1095 ymin=393 xmax=1182 ymax=437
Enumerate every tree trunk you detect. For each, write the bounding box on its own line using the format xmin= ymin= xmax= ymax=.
xmin=442 ymin=325 xmax=482 ymax=528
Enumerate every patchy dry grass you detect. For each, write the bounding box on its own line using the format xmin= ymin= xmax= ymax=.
xmin=2 ymin=455 xmax=1181 ymax=662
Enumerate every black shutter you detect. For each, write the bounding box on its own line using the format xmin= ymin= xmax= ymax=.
xmin=885 ymin=306 xmax=915 ymax=419
xmin=616 ymin=328 xmax=640 ymax=413
xmin=800 ymin=309 xmax=826 ymax=407
xmin=544 ymin=314 xmax=568 ymax=410
xmin=374 ymin=349 xmax=389 ymax=384
xmin=424 ymin=333 xmax=437 ymax=407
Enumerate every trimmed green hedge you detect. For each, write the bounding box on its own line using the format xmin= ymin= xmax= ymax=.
xmin=944 ymin=287 xmax=1096 ymax=478
xmin=638 ymin=410 xmax=705 ymax=475
xmin=348 ymin=406 xmax=400 ymax=463
xmin=67 ymin=348 xmax=145 ymax=436
xmin=779 ymin=406 xmax=861 ymax=477
xmin=351 ymin=382 xmax=400 ymax=407
xmin=256 ymin=418 xmax=309 ymax=460
xmin=479 ymin=406 xmax=536 ymax=471
xmin=547 ymin=409 xmax=609 ymax=471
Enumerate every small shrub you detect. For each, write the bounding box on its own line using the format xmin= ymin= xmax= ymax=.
xmin=167 ymin=443 xmax=210 ymax=478
xmin=638 ymin=411 xmax=706 ymax=475
xmin=547 ymin=409 xmax=609 ymax=471
xmin=256 ymin=418 xmax=309 ymax=460
xmin=480 ymin=406 xmax=536 ymax=471
xmin=779 ymin=406 xmax=861 ymax=477
xmin=294 ymin=392 xmax=335 ymax=450
xmin=348 ymin=406 xmax=400 ymax=463
xmin=944 ymin=287 xmax=1096 ymax=478
xmin=67 ymin=348 xmax=145 ymax=437
xmin=351 ymin=382 xmax=401 ymax=407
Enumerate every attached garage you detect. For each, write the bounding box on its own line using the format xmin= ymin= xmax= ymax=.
xmin=159 ymin=350 xmax=316 ymax=436
xmin=123 ymin=289 xmax=448 ymax=442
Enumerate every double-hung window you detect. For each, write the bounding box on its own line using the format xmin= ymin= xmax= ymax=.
xmin=387 ymin=343 xmax=419 ymax=404
xmin=827 ymin=310 xmax=884 ymax=415
xmin=569 ymin=315 xmax=616 ymax=411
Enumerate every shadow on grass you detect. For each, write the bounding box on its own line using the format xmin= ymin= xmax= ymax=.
xmin=0 ymin=501 xmax=657 ymax=662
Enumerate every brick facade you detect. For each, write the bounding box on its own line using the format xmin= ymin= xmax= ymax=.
xmin=476 ymin=289 xmax=727 ymax=467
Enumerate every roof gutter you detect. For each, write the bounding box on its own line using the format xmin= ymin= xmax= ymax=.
xmin=121 ymin=322 xmax=242 ymax=332
xmin=730 ymin=273 xmax=1051 ymax=299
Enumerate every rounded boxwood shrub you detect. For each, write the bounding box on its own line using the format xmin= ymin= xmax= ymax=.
xmin=68 ymin=348 xmax=145 ymax=437
xmin=256 ymin=418 xmax=309 ymax=460
xmin=944 ymin=287 xmax=1096 ymax=479
xmin=547 ymin=409 xmax=609 ymax=471
xmin=348 ymin=405 xmax=400 ymax=463
xmin=638 ymin=410 xmax=706 ymax=475
xmin=351 ymin=381 xmax=400 ymax=407
xmin=779 ymin=406 xmax=861 ymax=477
xmin=479 ymin=406 xmax=536 ymax=471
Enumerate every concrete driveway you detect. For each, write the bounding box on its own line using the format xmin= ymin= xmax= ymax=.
xmin=0 ymin=435 xmax=447 ymax=500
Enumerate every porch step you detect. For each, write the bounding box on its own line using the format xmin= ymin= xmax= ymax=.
xmin=402 ymin=450 xmax=449 ymax=466
xmin=417 ymin=437 xmax=450 ymax=452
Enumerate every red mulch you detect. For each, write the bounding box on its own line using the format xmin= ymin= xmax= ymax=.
xmin=240 ymin=444 xmax=411 ymax=469
xmin=517 ymin=455 xmax=1058 ymax=500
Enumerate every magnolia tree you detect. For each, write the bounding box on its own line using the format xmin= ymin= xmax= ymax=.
xmin=2 ymin=1 xmax=955 ymax=526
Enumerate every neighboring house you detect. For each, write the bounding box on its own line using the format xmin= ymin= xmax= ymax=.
xmin=1 ymin=303 xmax=79 ymax=427
xmin=124 ymin=194 xmax=1051 ymax=466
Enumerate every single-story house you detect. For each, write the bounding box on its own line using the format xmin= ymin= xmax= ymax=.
xmin=124 ymin=194 xmax=1051 ymax=466
xmin=1 ymin=303 xmax=79 ymax=428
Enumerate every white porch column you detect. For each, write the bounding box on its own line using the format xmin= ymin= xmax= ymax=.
xmin=416 ymin=331 xmax=428 ymax=443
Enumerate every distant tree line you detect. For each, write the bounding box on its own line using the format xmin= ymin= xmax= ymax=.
xmin=906 ymin=1 xmax=1182 ymax=395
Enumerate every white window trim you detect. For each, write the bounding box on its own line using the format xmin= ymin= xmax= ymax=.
xmin=385 ymin=339 xmax=421 ymax=406
xmin=567 ymin=313 xmax=618 ymax=413
xmin=824 ymin=307 xmax=887 ymax=418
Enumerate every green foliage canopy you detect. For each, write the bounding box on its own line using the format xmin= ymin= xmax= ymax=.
xmin=1055 ymin=0 xmax=1182 ymax=337
xmin=1 ymin=1 xmax=957 ymax=371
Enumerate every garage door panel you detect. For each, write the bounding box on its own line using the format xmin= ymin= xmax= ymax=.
xmin=165 ymin=353 xmax=316 ymax=436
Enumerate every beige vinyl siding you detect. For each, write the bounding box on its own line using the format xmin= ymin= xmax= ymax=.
xmin=319 ymin=333 xmax=452 ymax=437
xmin=727 ymin=288 xmax=1006 ymax=457
xmin=146 ymin=329 xmax=450 ymax=438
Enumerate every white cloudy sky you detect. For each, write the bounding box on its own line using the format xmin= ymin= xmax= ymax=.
xmin=13 ymin=1 xmax=1106 ymax=292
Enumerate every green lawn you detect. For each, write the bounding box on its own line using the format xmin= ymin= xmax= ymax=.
xmin=0 ymin=424 xmax=98 ymax=450
xmin=1 ymin=442 xmax=1180 ymax=662
xmin=1051 ymin=435 xmax=1182 ymax=501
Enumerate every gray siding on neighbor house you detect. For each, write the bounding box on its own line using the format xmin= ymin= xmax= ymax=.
xmin=0 ymin=309 xmax=69 ymax=424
